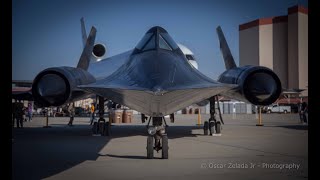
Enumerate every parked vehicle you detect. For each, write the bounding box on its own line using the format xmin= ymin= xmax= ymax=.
xmin=266 ymin=104 xmax=291 ymax=114
xmin=280 ymin=103 xmax=299 ymax=113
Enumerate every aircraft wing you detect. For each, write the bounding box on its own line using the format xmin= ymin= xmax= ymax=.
xmin=79 ymin=79 xmax=236 ymax=116
xmin=12 ymin=87 xmax=33 ymax=101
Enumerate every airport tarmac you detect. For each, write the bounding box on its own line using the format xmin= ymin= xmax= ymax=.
xmin=12 ymin=114 xmax=308 ymax=180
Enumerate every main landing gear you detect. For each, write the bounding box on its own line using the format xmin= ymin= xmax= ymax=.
xmin=92 ymin=96 xmax=110 ymax=136
xmin=146 ymin=116 xmax=169 ymax=159
xmin=204 ymin=96 xmax=224 ymax=136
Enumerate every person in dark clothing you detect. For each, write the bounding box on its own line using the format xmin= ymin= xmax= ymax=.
xmin=12 ymin=102 xmax=16 ymax=127
xmin=15 ymin=102 xmax=24 ymax=128
xmin=300 ymin=102 xmax=308 ymax=124
xmin=111 ymin=102 xmax=117 ymax=109
xmin=298 ymin=103 xmax=303 ymax=123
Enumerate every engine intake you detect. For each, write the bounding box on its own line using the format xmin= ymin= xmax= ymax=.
xmin=218 ymin=65 xmax=282 ymax=106
xmin=32 ymin=67 xmax=96 ymax=107
xmin=92 ymin=44 xmax=106 ymax=58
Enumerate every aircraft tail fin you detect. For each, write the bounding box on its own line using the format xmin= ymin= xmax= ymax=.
xmin=76 ymin=26 xmax=97 ymax=70
xmin=80 ymin=17 xmax=88 ymax=48
xmin=216 ymin=26 xmax=237 ymax=70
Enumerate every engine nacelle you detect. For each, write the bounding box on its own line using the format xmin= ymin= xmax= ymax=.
xmin=92 ymin=43 xmax=106 ymax=59
xmin=32 ymin=66 xmax=96 ymax=107
xmin=218 ymin=65 xmax=282 ymax=106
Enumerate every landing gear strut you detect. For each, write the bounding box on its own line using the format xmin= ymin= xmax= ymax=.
xmin=170 ymin=113 xmax=174 ymax=123
xmin=146 ymin=117 xmax=169 ymax=159
xmin=203 ymin=96 xmax=224 ymax=135
xmin=92 ymin=96 xmax=110 ymax=136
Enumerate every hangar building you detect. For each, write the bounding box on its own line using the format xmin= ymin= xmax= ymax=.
xmin=239 ymin=5 xmax=308 ymax=97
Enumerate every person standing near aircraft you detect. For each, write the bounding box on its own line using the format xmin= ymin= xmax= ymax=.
xmin=300 ymin=102 xmax=308 ymax=124
xmin=12 ymin=101 xmax=16 ymax=127
xmin=90 ymin=103 xmax=95 ymax=125
xmin=67 ymin=103 xmax=75 ymax=126
xmin=298 ymin=103 xmax=303 ymax=123
xmin=27 ymin=102 xmax=33 ymax=121
xmin=15 ymin=101 xmax=24 ymax=128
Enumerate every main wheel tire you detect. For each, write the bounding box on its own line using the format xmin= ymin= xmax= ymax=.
xmin=204 ymin=121 xmax=209 ymax=135
xmin=92 ymin=122 xmax=98 ymax=134
xmin=215 ymin=121 xmax=221 ymax=134
xmin=165 ymin=127 xmax=168 ymax=134
xmin=147 ymin=136 xmax=154 ymax=159
xmin=103 ymin=122 xmax=110 ymax=136
xmin=98 ymin=121 xmax=105 ymax=134
xmin=162 ymin=135 xmax=169 ymax=159
xmin=209 ymin=121 xmax=215 ymax=135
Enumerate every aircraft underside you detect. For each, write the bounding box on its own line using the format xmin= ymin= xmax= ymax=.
xmin=81 ymin=86 xmax=230 ymax=117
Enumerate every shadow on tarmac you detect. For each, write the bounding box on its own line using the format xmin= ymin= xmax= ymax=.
xmin=103 ymin=154 xmax=149 ymax=159
xmin=275 ymin=125 xmax=308 ymax=130
xmin=12 ymin=125 xmax=110 ymax=180
xmin=12 ymin=124 xmax=202 ymax=179
xmin=13 ymin=120 xmax=307 ymax=179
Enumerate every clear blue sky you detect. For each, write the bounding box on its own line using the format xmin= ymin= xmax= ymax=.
xmin=12 ymin=0 xmax=308 ymax=81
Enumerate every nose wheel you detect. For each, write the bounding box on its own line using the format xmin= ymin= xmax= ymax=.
xmin=146 ymin=117 xmax=169 ymax=159
xmin=161 ymin=135 xmax=168 ymax=159
xmin=147 ymin=136 xmax=154 ymax=159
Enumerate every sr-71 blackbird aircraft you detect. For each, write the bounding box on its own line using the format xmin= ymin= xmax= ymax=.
xmin=30 ymin=18 xmax=281 ymax=159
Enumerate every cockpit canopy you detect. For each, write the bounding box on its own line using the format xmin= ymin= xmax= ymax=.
xmin=134 ymin=26 xmax=179 ymax=53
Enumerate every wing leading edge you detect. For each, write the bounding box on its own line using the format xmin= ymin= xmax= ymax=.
xmin=79 ymin=81 xmax=236 ymax=116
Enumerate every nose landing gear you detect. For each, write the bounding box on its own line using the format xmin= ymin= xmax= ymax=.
xmin=146 ymin=117 xmax=169 ymax=159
